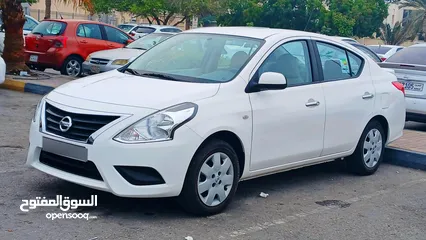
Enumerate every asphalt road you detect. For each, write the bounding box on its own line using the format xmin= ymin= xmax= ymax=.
xmin=0 ymin=89 xmax=425 ymax=240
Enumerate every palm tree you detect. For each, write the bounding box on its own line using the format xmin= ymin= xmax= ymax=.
xmin=379 ymin=21 xmax=418 ymax=45
xmin=399 ymin=0 xmax=426 ymax=33
xmin=1 ymin=0 xmax=28 ymax=74
xmin=45 ymin=0 xmax=52 ymax=19
xmin=1 ymin=0 xmax=94 ymax=74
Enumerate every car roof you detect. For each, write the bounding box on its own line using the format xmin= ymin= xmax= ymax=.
xmin=42 ymin=19 xmax=113 ymax=25
xmin=409 ymin=43 xmax=426 ymax=48
xmin=368 ymin=45 xmax=402 ymax=48
xmin=138 ymin=24 xmax=181 ymax=29
xmin=184 ymin=26 xmax=326 ymax=39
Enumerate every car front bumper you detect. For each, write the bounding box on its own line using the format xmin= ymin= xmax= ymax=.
xmin=26 ymin=99 xmax=203 ymax=198
xmin=405 ymin=96 xmax=426 ymax=122
xmin=82 ymin=61 xmax=121 ymax=75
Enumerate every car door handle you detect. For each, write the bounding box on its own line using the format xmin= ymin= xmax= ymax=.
xmin=80 ymin=40 xmax=88 ymax=43
xmin=362 ymin=92 xmax=374 ymax=99
xmin=305 ymin=99 xmax=320 ymax=107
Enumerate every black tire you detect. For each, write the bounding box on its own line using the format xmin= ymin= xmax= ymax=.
xmin=61 ymin=56 xmax=83 ymax=77
xmin=178 ymin=139 xmax=240 ymax=216
xmin=346 ymin=120 xmax=385 ymax=176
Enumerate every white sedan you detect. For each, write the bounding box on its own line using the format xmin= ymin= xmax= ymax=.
xmin=27 ymin=27 xmax=406 ymax=216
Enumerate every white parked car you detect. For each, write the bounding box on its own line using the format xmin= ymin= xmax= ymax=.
xmin=27 ymin=27 xmax=406 ymax=216
xmin=0 ymin=13 xmax=39 ymax=53
xmin=83 ymin=32 xmax=175 ymax=75
xmin=379 ymin=44 xmax=426 ymax=123
xmin=333 ymin=36 xmax=358 ymax=43
xmin=0 ymin=56 xmax=5 ymax=84
xmin=129 ymin=24 xmax=182 ymax=39
xmin=368 ymin=45 xmax=404 ymax=61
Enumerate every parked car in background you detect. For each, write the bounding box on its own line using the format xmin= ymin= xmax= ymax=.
xmin=128 ymin=24 xmax=182 ymax=39
xmin=333 ymin=36 xmax=358 ymax=43
xmin=83 ymin=32 xmax=175 ymax=75
xmin=24 ymin=19 xmax=134 ymax=77
xmin=379 ymin=44 xmax=426 ymax=123
xmin=117 ymin=23 xmax=138 ymax=33
xmin=0 ymin=56 xmax=5 ymax=84
xmin=368 ymin=45 xmax=404 ymax=61
xmin=347 ymin=42 xmax=382 ymax=63
xmin=0 ymin=13 xmax=39 ymax=53
xmin=27 ymin=27 xmax=405 ymax=216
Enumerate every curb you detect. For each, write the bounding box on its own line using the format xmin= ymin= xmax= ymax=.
xmin=384 ymin=147 xmax=426 ymax=171
xmin=0 ymin=79 xmax=54 ymax=95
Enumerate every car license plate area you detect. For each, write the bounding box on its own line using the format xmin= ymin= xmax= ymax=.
xmin=90 ymin=65 xmax=101 ymax=74
xmin=400 ymin=81 xmax=424 ymax=92
xmin=42 ymin=137 xmax=88 ymax=162
xmin=29 ymin=55 xmax=38 ymax=62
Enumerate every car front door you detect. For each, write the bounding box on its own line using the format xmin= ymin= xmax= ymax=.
xmin=248 ymin=39 xmax=326 ymax=171
xmin=76 ymin=23 xmax=107 ymax=58
xmin=312 ymin=39 xmax=375 ymax=156
xmin=102 ymin=25 xmax=132 ymax=49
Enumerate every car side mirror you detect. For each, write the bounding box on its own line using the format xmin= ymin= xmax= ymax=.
xmin=246 ymin=72 xmax=287 ymax=93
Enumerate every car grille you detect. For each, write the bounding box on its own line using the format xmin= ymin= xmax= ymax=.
xmin=89 ymin=58 xmax=109 ymax=65
xmin=39 ymin=150 xmax=103 ymax=181
xmin=44 ymin=102 xmax=120 ymax=142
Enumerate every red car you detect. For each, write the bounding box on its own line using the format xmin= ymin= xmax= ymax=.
xmin=25 ymin=19 xmax=134 ymax=77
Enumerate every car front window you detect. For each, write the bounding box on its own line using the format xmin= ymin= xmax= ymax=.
xmin=125 ymin=33 xmax=263 ymax=83
xmin=126 ymin=33 xmax=172 ymax=50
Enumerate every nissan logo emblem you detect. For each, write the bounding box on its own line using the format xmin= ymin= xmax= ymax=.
xmin=59 ymin=116 xmax=73 ymax=132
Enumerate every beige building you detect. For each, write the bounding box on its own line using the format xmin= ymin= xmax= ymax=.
xmin=24 ymin=0 xmax=187 ymax=29
xmin=384 ymin=3 xmax=417 ymax=28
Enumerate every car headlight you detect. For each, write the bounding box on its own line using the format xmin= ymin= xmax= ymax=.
xmin=85 ymin=54 xmax=92 ymax=62
xmin=114 ymin=102 xmax=198 ymax=143
xmin=32 ymin=96 xmax=45 ymax=122
xmin=112 ymin=59 xmax=129 ymax=65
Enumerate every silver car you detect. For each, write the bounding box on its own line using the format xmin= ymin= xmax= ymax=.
xmin=83 ymin=32 xmax=175 ymax=75
xmin=379 ymin=44 xmax=426 ymax=123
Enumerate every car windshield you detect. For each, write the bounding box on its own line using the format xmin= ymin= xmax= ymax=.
xmin=385 ymin=46 xmax=426 ymax=65
xmin=368 ymin=46 xmax=391 ymax=55
xmin=124 ymin=33 xmax=263 ymax=83
xmin=125 ymin=33 xmax=173 ymax=50
xmin=31 ymin=21 xmax=66 ymax=36
xmin=118 ymin=24 xmax=135 ymax=32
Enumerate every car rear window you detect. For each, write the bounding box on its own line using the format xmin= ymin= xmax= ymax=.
xmin=31 ymin=21 xmax=66 ymax=36
xmin=368 ymin=46 xmax=391 ymax=55
xmin=135 ymin=27 xmax=156 ymax=34
xmin=385 ymin=47 xmax=426 ymax=65
xmin=117 ymin=24 xmax=135 ymax=32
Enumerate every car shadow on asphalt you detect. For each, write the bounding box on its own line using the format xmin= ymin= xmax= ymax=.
xmin=31 ymin=160 xmax=354 ymax=219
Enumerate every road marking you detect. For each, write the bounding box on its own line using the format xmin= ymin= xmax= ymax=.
xmin=218 ymin=178 xmax=426 ymax=239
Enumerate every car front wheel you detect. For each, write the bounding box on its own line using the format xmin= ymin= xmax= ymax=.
xmin=347 ymin=120 xmax=385 ymax=176
xmin=178 ymin=139 xmax=240 ymax=216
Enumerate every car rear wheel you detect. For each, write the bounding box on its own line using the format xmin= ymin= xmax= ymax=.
xmin=347 ymin=120 xmax=385 ymax=176
xmin=178 ymin=139 xmax=240 ymax=216
xmin=61 ymin=56 xmax=83 ymax=77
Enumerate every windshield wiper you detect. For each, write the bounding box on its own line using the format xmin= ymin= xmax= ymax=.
xmin=123 ymin=68 xmax=140 ymax=75
xmin=141 ymin=73 xmax=179 ymax=81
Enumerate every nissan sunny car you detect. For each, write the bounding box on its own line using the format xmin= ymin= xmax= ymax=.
xmin=27 ymin=27 xmax=406 ymax=216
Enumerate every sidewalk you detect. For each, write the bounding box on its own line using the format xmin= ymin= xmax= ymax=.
xmin=385 ymin=129 xmax=426 ymax=171
xmin=0 ymin=71 xmax=73 ymax=95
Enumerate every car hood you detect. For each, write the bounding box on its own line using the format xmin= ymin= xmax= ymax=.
xmin=90 ymin=48 xmax=145 ymax=60
xmin=53 ymin=70 xmax=220 ymax=110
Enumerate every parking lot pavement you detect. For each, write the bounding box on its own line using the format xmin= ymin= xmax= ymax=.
xmin=1 ymin=89 xmax=425 ymax=240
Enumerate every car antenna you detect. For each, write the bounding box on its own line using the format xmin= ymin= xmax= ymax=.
xmin=53 ymin=2 xmax=64 ymax=19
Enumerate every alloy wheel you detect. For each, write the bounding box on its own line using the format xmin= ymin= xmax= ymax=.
xmin=363 ymin=128 xmax=383 ymax=168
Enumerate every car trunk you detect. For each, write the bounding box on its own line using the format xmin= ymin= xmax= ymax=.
xmin=379 ymin=62 xmax=426 ymax=99
xmin=25 ymin=20 xmax=67 ymax=53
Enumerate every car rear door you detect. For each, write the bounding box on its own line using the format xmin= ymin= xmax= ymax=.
xmin=101 ymin=25 xmax=132 ymax=49
xmin=312 ymin=39 xmax=375 ymax=156
xmin=75 ymin=23 xmax=107 ymax=58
